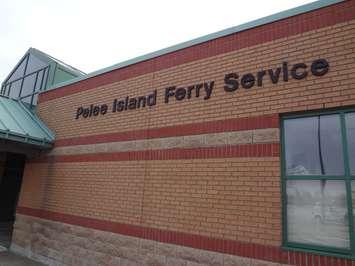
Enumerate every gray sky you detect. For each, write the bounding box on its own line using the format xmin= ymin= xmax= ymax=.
xmin=1 ymin=0 xmax=314 ymax=82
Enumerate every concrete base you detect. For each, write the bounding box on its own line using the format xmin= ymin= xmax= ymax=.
xmin=0 ymin=251 xmax=44 ymax=266
xmin=11 ymin=214 xmax=286 ymax=266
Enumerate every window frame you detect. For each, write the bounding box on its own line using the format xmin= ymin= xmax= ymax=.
xmin=281 ymin=107 xmax=355 ymax=257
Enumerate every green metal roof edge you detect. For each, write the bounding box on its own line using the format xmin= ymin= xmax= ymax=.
xmin=47 ymin=0 xmax=343 ymax=92
xmin=17 ymin=100 xmax=55 ymax=141
xmin=0 ymin=128 xmax=53 ymax=148
xmin=0 ymin=96 xmax=55 ymax=148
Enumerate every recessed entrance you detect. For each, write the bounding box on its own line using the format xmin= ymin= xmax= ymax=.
xmin=0 ymin=152 xmax=26 ymax=248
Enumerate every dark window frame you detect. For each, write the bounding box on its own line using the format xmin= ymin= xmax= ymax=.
xmin=281 ymin=107 xmax=355 ymax=258
xmin=1 ymin=65 xmax=50 ymax=106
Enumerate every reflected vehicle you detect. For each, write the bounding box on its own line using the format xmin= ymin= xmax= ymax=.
xmin=287 ymin=165 xmax=310 ymax=175
xmin=312 ymin=202 xmax=348 ymax=225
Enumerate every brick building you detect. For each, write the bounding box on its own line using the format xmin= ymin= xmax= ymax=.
xmin=0 ymin=0 xmax=355 ymax=265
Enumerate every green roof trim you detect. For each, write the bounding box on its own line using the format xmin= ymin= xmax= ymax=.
xmin=47 ymin=0 xmax=343 ymax=92
xmin=0 ymin=96 xmax=55 ymax=148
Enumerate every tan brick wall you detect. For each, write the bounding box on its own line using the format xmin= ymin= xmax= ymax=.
xmin=18 ymin=162 xmax=49 ymax=210
xmin=37 ymin=20 xmax=355 ymax=140
xmin=19 ymin=157 xmax=281 ymax=246
xmin=16 ymin=16 xmax=355 ymax=259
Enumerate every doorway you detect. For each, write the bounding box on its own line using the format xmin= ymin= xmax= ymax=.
xmin=0 ymin=152 xmax=26 ymax=248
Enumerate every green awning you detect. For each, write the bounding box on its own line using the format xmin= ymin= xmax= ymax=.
xmin=0 ymin=96 xmax=54 ymax=148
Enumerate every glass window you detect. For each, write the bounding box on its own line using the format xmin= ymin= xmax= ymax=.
xmin=35 ymin=71 xmax=44 ymax=90
xmin=283 ymin=110 xmax=355 ymax=255
xmin=352 ymin=181 xmax=355 ymax=232
xmin=3 ymin=54 xmax=49 ymax=103
xmin=1 ymin=84 xmax=10 ymax=96
xmin=284 ymin=115 xmax=344 ymax=176
xmin=346 ymin=113 xmax=355 ymax=175
xmin=18 ymin=66 xmax=49 ymax=105
xmin=25 ymin=54 xmax=47 ymax=75
xmin=20 ymin=95 xmax=32 ymax=105
xmin=287 ymin=180 xmax=349 ymax=249
xmin=42 ymin=68 xmax=49 ymax=88
xmin=32 ymin=93 xmax=38 ymax=106
xmin=8 ymin=80 xmax=22 ymax=98
xmin=6 ymin=56 xmax=27 ymax=83
xmin=20 ymin=74 xmax=36 ymax=98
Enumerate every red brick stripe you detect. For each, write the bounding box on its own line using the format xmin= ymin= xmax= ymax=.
xmin=16 ymin=206 xmax=352 ymax=266
xmin=32 ymin=143 xmax=280 ymax=163
xmin=55 ymin=114 xmax=279 ymax=147
xmin=39 ymin=1 xmax=355 ymax=103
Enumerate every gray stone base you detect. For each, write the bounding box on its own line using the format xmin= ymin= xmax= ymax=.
xmin=11 ymin=214 xmax=286 ymax=266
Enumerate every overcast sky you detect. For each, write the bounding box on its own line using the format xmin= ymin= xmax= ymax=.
xmin=1 ymin=0 xmax=315 ymax=82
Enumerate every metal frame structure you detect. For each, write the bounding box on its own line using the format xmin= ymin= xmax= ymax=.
xmin=0 ymin=48 xmax=84 ymax=107
xmin=1 ymin=63 xmax=50 ymax=106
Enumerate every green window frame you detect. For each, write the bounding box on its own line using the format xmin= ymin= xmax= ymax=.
xmin=281 ymin=107 xmax=355 ymax=258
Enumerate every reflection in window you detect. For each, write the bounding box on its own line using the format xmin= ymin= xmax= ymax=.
xmin=284 ymin=115 xmax=344 ymax=175
xmin=346 ymin=113 xmax=355 ymax=175
xmin=287 ymin=180 xmax=349 ymax=249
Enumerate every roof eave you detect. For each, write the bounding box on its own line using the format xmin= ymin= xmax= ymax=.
xmin=0 ymin=129 xmax=53 ymax=149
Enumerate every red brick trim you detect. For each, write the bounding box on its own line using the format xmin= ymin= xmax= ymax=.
xmin=55 ymin=114 xmax=279 ymax=147
xmin=16 ymin=206 xmax=353 ymax=265
xmin=39 ymin=1 xmax=355 ymax=103
xmin=32 ymin=143 xmax=280 ymax=163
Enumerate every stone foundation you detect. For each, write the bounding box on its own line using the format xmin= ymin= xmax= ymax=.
xmin=11 ymin=214 xmax=285 ymax=266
